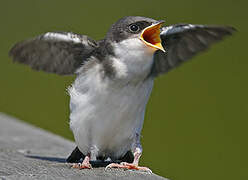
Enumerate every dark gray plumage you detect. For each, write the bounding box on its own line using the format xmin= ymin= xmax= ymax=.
xmin=9 ymin=20 xmax=235 ymax=77
xmin=9 ymin=32 xmax=98 ymax=75
xmin=106 ymin=16 xmax=157 ymax=42
xmin=152 ymin=24 xmax=236 ymax=76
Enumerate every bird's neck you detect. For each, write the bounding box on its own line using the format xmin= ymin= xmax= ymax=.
xmin=110 ymin=39 xmax=155 ymax=83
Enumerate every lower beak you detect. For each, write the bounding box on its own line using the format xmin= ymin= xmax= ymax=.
xmin=140 ymin=21 xmax=165 ymax=52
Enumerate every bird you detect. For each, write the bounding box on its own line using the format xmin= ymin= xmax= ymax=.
xmin=9 ymin=16 xmax=235 ymax=172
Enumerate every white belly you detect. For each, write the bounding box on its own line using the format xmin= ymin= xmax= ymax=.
xmin=69 ymin=64 xmax=154 ymax=160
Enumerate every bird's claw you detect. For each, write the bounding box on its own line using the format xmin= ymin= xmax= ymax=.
xmin=105 ymin=162 xmax=152 ymax=173
xmin=72 ymin=162 xmax=92 ymax=169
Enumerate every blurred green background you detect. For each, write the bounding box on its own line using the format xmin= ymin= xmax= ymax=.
xmin=0 ymin=0 xmax=247 ymax=179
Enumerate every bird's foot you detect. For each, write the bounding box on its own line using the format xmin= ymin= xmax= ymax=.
xmin=105 ymin=162 xmax=152 ymax=173
xmin=72 ymin=155 xmax=92 ymax=169
xmin=72 ymin=162 xmax=92 ymax=169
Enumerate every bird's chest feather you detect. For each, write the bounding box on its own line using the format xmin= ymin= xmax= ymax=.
xmin=69 ymin=65 xmax=153 ymax=158
xmin=69 ymin=42 xmax=155 ymax=158
xmin=69 ymin=69 xmax=153 ymax=159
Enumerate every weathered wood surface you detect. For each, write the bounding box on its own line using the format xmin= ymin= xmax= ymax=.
xmin=0 ymin=113 xmax=169 ymax=180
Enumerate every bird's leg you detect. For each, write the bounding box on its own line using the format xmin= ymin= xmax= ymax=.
xmin=106 ymin=133 xmax=152 ymax=173
xmin=72 ymin=154 xmax=92 ymax=169
xmin=121 ymin=147 xmax=152 ymax=172
xmin=106 ymin=147 xmax=152 ymax=173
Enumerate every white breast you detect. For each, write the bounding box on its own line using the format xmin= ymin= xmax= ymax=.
xmin=69 ymin=38 xmax=155 ymax=160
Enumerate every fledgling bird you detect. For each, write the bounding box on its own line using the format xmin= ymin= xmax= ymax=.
xmin=9 ymin=16 xmax=235 ymax=172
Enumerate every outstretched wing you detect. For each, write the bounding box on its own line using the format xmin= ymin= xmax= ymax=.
xmin=9 ymin=32 xmax=98 ymax=75
xmin=152 ymin=24 xmax=236 ymax=76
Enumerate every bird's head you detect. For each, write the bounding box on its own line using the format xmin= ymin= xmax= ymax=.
xmin=106 ymin=16 xmax=165 ymax=53
xmin=105 ymin=16 xmax=165 ymax=80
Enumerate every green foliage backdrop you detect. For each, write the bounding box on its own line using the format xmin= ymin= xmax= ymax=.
xmin=0 ymin=0 xmax=247 ymax=179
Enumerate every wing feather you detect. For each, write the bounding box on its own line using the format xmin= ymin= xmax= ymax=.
xmin=152 ymin=24 xmax=236 ymax=76
xmin=9 ymin=32 xmax=98 ymax=75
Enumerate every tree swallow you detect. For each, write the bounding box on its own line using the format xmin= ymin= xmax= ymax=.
xmin=9 ymin=16 xmax=235 ymax=172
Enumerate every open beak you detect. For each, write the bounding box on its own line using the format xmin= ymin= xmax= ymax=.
xmin=140 ymin=21 xmax=165 ymax=52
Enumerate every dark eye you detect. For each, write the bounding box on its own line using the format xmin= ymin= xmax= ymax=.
xmin=129 ymin=24 xmax=139 ymax=32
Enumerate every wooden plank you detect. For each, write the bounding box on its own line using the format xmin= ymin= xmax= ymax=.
xmin=0 ymin=113 xmax=169 ymax=180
